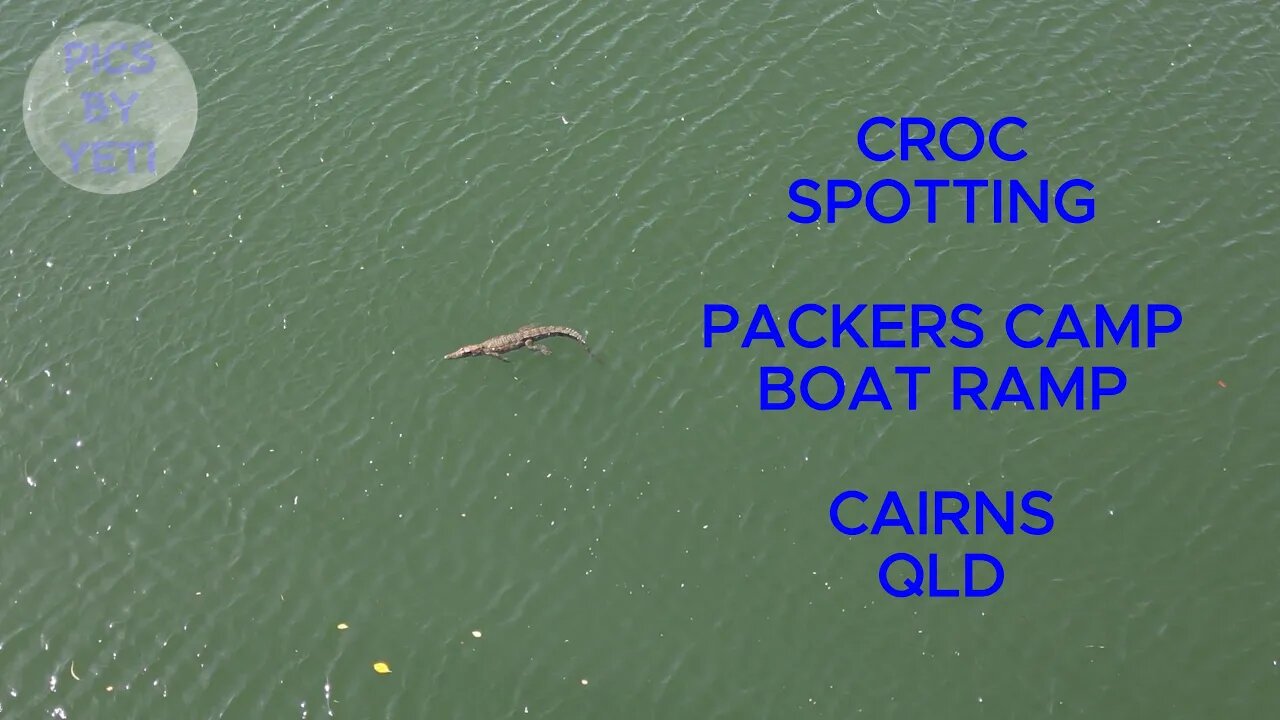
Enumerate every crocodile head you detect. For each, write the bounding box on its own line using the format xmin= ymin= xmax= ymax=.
xmin=444 ymin=344 xmax=483 ymax=359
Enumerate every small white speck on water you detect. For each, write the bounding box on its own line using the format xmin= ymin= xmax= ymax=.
xmin=25 ymin=476 xmax=36 ymax=487
xmin=471 ymin=630 xmax=482 ymax=638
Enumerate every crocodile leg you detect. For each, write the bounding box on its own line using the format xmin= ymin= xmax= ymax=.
xmin=524 ymin=339 xmax=552 ymax=355
xmin=484 ymin=350 xmax=511 ymax=363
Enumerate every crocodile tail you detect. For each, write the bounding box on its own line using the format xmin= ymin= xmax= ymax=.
xmin=546 ymin=326 xmax=587 ymax=345
xmin=570 ymin=329 xmax=602 ymax=363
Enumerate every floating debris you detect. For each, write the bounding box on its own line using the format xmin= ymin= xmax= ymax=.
xmin=336 ymin=623 xmax=348 ymax=630
xmin=471 ymin=630 xmax=482 ymax=638
xmin=580 ymin=678 xmax=589 ymax=686
xmin=69 ymin=662 xmax=80 ymax=680
xmin=372 ymin=662 xmax=391 ymax=674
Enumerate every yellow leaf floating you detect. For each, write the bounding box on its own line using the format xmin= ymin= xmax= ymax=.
xmin=336 ymin=623 xmax=349 ymax=630
xmin=373 ymin=662 xmax=392 ymax=674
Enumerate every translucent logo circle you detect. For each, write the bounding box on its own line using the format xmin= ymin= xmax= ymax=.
xmin=23 ymin=21 xmax=198 ymax=194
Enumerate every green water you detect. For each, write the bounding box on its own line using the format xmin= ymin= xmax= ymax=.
xmin=1 ymin=0 xmax=1277 ymax=717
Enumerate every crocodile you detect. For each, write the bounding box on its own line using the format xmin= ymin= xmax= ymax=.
xmin=444 ymin=324 xmax=594 ymax=363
